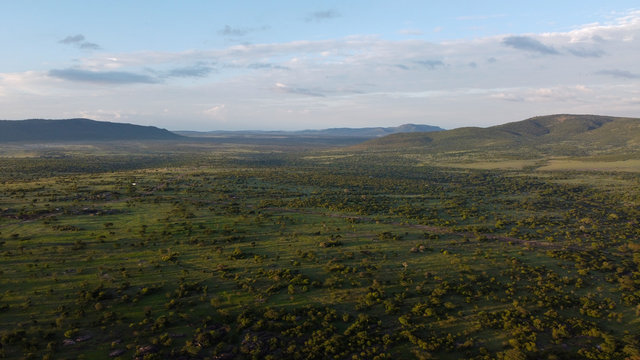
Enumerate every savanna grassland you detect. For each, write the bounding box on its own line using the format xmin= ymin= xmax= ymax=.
xmin=1 ymin=143 xmax=639 ymax=360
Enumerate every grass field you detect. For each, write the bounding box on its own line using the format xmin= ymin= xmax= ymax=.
xmin=538 ymin=159 xmax=640 ymax=172
xmin=0 ymin=144 xmax=639 ymax=359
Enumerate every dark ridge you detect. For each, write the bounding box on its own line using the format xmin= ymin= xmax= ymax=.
xmin=0 ymin=118 xmax=183 ymax=142
xmin=358 ymin=114 xmax=640 ymax=156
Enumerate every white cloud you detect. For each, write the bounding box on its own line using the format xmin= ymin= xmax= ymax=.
xmin=2 ymin=10 xmax=640 ymax=130
xmin=76 ymin=109 xmax=124 ymax=121
xmin=203 ymin=104 xmax=226 ymax=116
xmin=203 ymin=104 xmax=229 ymax=123
xmin=491 ymin=92 xmax=524 ymax=102
xmin=491 ymin=85 xmax=596 ymax=104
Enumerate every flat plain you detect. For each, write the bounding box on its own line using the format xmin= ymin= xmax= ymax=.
xmin=1 ymin=138 xmax=639 ymax=360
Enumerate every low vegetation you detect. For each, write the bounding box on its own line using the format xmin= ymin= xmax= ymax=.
xmin=0 ymin=138 xmax=639 ymax=359
xmin=360 ymin=114 xmax=640 ymax=163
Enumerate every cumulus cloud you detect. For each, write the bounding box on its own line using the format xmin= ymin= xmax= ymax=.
xmin=58 ymin=34 xmax=101 ymax=50
xmin=48 ymin=68 xmax=157 ymax=84
xmin=502 ymin=36 xmax=559 ymax=55
xmin=305 ymin=10 xmax=340 ymax=22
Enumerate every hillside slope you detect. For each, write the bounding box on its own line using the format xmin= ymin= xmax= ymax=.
xmin=0 ymin=118 xmax=182 ymax=142
xmin=359 ymin=114 xmax=640 ymax=157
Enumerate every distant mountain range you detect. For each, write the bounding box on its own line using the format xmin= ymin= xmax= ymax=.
xmin=2 ymin=116 xmax=638 ymax=159
xmin=359 ymin=114 xmax=640 ymax=157
xmin=176 ymin=124 xmax=444 ymax=138
xmin=0 ymin=118 xmax=182 ymax=142
xmin=0 ymin=119 xmax=443 ymax=143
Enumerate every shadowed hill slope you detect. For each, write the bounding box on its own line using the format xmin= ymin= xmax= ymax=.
xmin=0 ymin=118 xmax=182 ymax=142
xmin=359 ymin=114 xmax=640 ymax=157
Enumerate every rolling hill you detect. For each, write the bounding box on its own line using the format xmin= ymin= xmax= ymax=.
xmin=177 ymin=123 xmax=443 ymax=138
xmin=359 ymin=114 xmax=640 ymax=158
xmin=0 ymin=118 xmax=183 ymax=142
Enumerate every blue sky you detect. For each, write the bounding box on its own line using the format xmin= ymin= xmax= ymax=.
xmin=1 ymin=1 xmax=639 ymax=130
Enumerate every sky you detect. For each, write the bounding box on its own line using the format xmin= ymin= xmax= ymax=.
xmin=1 ymin=1 xmax=639 ymax=131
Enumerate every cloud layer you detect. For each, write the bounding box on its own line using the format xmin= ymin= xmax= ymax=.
xmin=48 ymin=68 xmax=157 ymax=84
xmin=502 ymin=36 xmax=558 ymax=55
xmin=596 ymin=69 xmax=640 ymax=79
xmin=2 ymin=11 xmax=640 ymax=130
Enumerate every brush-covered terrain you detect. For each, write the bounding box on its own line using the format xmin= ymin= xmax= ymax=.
xmin=360 ymin=115 xmax=640 ymax=168
xmin=0 ymin=115 xmax=640 ymax=359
